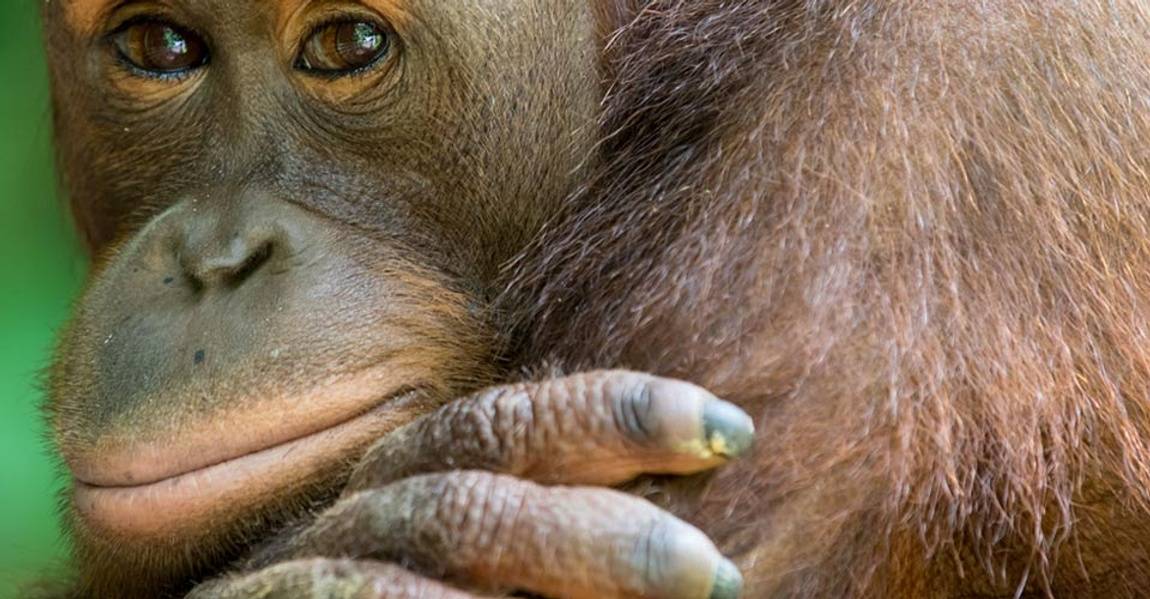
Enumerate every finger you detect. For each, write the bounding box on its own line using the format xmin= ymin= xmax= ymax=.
xmin=187 ymin=558 xmax=497 ymax=599
xmin=289 ymin=471 xmax=743 ymax=599
xmin=347 ymin=370 xmax=754 ymax=491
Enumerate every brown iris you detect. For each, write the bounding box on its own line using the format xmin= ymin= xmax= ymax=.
xmin=297 ymin=21 xmax=391 ymax=75
xmin=112 ymin=20 xmax=208 ymax=75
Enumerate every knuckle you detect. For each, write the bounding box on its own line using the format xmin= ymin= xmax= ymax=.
xmin=332 ymin=478 xmax=462 ymax=570
xmin=521 ymin=370 xmax=663 ymax=444
xmin=434 ymin=387 xmax=529 ymax=471
xmin=302 ymin=559 xmax=383 ymax=593
xmin=427 ymin=472 xmax=527 ymax=560
xmin=291 ymin=559 xmax=472 ymax=599
xmin=635 ymin=516 xmax=677 ymax=589
xmin=483 ymin=386 xmax=536 ymax=467
xmin=611 ymin=376 xmax=659 ymax=444
xmin=189 ymin=559 xmax=388 ymax=599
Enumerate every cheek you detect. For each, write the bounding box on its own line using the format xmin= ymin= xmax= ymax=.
xmin=56 ymin=114 xmax=214 ymax=251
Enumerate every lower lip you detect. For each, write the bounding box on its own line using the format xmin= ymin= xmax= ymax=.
xmin=73 ymin=393 xmax=418 ymax=538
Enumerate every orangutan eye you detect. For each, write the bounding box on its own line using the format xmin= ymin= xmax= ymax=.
xmin=112 ymin=19 xmax=209 ymax=77
xmin=296 ymin=20 xmax=391 ymax=76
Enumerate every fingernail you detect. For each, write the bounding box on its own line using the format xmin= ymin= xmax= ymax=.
xmin=710 ymin=558 xmax=743 ymax=599
xmin=702 ymin=400 xmax=755 ymax=458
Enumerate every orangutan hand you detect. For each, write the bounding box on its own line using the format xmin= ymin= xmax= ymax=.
xmin=188 ymin=370 xmax=753 ymax=599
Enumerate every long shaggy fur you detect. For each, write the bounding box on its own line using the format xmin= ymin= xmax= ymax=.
xmin=501 ymin=1 xmax=1150 ymax=595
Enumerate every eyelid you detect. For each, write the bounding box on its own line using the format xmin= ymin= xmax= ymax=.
xmin=103 ymin=1 xmax=184 ymax=36
xmin=107 ymin=14 xmax=171 ymax=37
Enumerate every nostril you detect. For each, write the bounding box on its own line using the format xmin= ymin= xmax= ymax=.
xmin=185 ymin=271 xmax=205 ymax=295
xmin=182 ymin=239 xmax=275 ymax=292
xmin=225 ymin=241 xmax=273 ymax=287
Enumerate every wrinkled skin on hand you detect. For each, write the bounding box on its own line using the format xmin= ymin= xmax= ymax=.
xmin=189 ymin=371 xmax=754 ymax=599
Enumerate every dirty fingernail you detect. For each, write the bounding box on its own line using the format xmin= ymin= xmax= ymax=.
xmin=702 ymin=400 xmax=755 ymax=458
xmin=710 ymin=558 xmax=743 ymax=599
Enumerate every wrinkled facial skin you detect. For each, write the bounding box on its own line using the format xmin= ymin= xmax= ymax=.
xmin=42 ymin=0 xmax=599 ymax=592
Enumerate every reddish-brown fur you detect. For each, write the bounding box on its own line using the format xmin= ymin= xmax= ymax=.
xmin=501 ymin=2 xmax=1150 ymax=595
xmin=43 ymin=0 xmax=1150 ymax=596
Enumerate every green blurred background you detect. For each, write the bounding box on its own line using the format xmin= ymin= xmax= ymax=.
xmin=0 ymin=1 xmax=87 ymax=596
